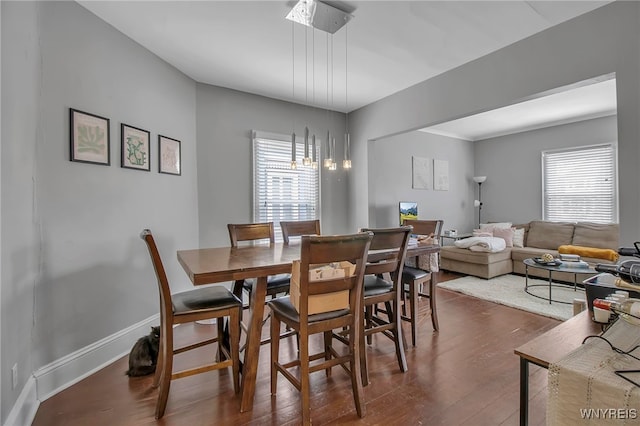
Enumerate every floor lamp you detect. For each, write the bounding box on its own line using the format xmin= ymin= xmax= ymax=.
xmin=473 ymin=176 xmax=487 ymax=227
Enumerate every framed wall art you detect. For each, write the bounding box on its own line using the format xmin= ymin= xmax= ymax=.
xmin=70 ymin=108 xmax=110 ymax=165
xmin=412 ymin=156 xmax=432 ymax=189
xmin=158 ymin=135 xmax=181 ymax=175
xmin=434 ymin=159 xmax=449 ymax=191
xmin=121 ymin=123 xmax=150 ymax=171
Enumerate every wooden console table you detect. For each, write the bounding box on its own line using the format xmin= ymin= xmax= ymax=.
xmin=513 ymin=310 xmax=601 ymax=426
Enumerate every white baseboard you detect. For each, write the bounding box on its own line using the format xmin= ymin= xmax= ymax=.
xmin=4 ymin=314 xmax=159 ymax=426
xmin=3 ymin=376 xmax=37 ymax=426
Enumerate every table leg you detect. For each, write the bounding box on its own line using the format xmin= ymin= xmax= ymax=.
xmin=239 ymin=276 xmax=267 ymax=412
xmin=430 ymin=270 xmax=439 ymax=331
xmin=520 ymin=357 xmax=529 ymax=426
xmin=548 ymin=270 xmax=552 ymax=304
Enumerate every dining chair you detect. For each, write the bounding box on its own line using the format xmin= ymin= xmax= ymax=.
xmin=267 ymin=232 xmax=373 ymax=425
xmin=358 ymin=226 xmax=412 ymax=385
xmin=227 ymin=222 xmax=293 ymax=346
xmin=140 ymin=229 xmax=241 ymax=419
xmin=227 ymin=222 xmax=291 ymax=302
xmin=401 ymin=219 xmax=444 ymax=345
xmin=280 ymin=219 xmax=321 ymax=244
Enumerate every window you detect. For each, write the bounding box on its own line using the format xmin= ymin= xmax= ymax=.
xmin=542 ymin=143 xmax=617 ymax=223
xmin=253 ymin=132 xmax=320 ymax=242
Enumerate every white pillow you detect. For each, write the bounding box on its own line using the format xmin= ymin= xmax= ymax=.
xmin=513 ymin=228 xmax=525 ymax=248
xmin=493 ymin=227 xmax=514 ymax=247
xmin=473 ymin=229 xmax=493 ymax=237
xmin=480 ymin=222 xmax=512 ymax=230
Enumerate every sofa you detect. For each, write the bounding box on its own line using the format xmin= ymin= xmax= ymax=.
xmin=440 ymin=220 xmax=620 ymax=280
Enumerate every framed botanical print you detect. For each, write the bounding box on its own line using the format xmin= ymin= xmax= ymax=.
xmin=121 ymin=123 xmax=150 ymax=171
xmin=158 ymin=135 xmax=181 ymax=175
xmin=70 ymin=108 xmax=110 ymax=165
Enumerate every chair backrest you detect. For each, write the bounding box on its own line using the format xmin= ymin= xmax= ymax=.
xmin=140 ymin=229 xmax=173 ymax=324
xmin=360 ymin=226 xmax=412 ymax=283
xmin=297 ymin=233 xmax=373 ymax=318
xmin=280 ymin=219 xmax=321 ymax=244
xmin=227 ymin=222 xmax=275 ymax=247
xmin=402 ymin=219 xmax=444 ymax=238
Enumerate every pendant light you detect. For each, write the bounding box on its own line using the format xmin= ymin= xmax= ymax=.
xmin=330 ymin=136 xmax=337 ymax=170
xmin=311 ymin=28 xmax=318 ymax=169
xmin=290 ymin=19 xmax=297 ymax=170
xmin=343 ymin=22 xmax=352 ymax=170
xmin=324 ymin=130 xmax=332 ymax=168
xmin=302 ymin=25 xmax=311 ymax=167
xmin=303 ymin=126 xmax=311 ymax=166
xmin=287 ymin=0 xmax=354 ymax=171
xmin=291 ymin=131 xmax=297 ymax=170
xmin=324 ymin=30 xmax=333 ymax=169
xmin=343 ymin=134 xmax=351 ymax=169
xmin=311 ymin=134 xmax=318 ymax=169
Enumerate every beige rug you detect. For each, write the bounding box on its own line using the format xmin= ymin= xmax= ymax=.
xmin=437 ymin=274 xmax=584 ymax=321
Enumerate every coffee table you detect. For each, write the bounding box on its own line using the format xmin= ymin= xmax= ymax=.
xmin=523 ymin=258 xmax=595 ymax=304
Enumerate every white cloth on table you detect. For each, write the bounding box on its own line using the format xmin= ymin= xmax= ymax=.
xmin=547 ymin=317 xmax=640 ymax=425
xmin=453 ymin=236 xmax=506 ymax=253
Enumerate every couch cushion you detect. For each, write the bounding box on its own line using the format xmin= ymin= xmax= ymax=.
xmin=525 ymin=221 xmax=574 ymax=250
xmin=480 ymin=222 xmax=512 ymax=230
xmin=440 ymin=246 xmax=512 ymax=265
xmin=572 ymin=222 xmax=619 ymax=250
xmin=493 ymin=227 xmax=514 ymax=247
xmin=513 ymin=223 xmax=530 ymax=246
xmin=511 ymin=247 xmax=559 ymax=263
xmin=512 ymin=228 xmax=525 ymax=248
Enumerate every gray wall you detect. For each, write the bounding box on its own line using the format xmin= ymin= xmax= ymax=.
xmin=1 ymin=1 xmax=40 ymax=417
xmin=476 ymin=115 xmax=618 ymax=225
xmin=369 ymin=131 xmax=475 ymax=231
xmin=196 ymin=84 xmax=350 ymax=248
xmin=348 ymin=1 xmax=640 ymax=247
xmin=2 ymin=1 xmax=199 ymax=420
xmin=1 ymin=2 xmax=349 ymax=421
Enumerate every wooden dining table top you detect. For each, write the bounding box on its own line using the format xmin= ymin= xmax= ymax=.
xmin=177 ymin=243 xmax=301 ymax=285
xmin=177 ymin=242 xmax=440 ymax=285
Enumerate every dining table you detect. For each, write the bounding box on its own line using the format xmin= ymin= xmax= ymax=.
xmin=177 ymin=240 xmax=440 ymax=412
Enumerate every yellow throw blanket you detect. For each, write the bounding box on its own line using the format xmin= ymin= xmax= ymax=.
xmin=558 ymin=245 xmax=619 ymax=262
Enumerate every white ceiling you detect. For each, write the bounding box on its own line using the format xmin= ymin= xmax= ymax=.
xmin=78 ymin=1 xmax=615 ymax=137
xmin=421 ymin=77 xmax=618 ymax=141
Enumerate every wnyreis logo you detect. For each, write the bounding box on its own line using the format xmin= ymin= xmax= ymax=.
xmin=580 ymin=408 xmax=638 ymax=420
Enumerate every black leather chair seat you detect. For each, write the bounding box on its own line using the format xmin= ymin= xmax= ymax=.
xmin=363 ymin=275 xmax=393 ymax=297
xmin=242 ymin=273 xmax=291 ymax=294
xmin=402 ymin=266 xmax=430 ymax=281
xmin=172 ymin=285 xmax=242 ymax=315
xmin=267 ymin=296 xmax=349 ymax=323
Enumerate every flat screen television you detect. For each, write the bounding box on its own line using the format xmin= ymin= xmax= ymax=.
xmin=399 ymin=201 xmax=418 ymax=225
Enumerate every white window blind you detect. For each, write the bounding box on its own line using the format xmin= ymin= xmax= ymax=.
xmin=253 ymin=133 xmax=320 ymax=242
xmin=542 ymin=144 xmax=617 ymax=223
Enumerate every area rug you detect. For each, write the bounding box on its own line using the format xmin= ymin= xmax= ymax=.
xmin=437 ymin=274 xmax=584 ymax=321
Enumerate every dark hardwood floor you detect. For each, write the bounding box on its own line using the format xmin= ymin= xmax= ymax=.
xmin=32 ymin=271 xmax=560 ymax=425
